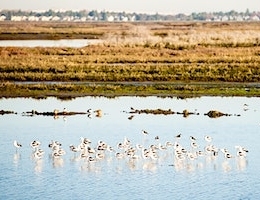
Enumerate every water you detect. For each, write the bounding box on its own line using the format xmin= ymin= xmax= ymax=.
xmin=0 ymin=96 xmax=260 ymax=199
xmin=0 ymin=39 xmax=101 ymax=48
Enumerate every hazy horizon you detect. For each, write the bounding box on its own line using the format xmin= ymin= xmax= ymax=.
xmin=0 ymin=0 xmax=259 ymax=14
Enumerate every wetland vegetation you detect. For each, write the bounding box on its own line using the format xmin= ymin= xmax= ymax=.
xmin=0 ymin=21 xmax=260 ymax=98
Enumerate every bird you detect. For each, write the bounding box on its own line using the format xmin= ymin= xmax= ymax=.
xmin=94 ymin=109 xmax=102 ymax=117
xmin=142 ymin=130 xmax=148 ymax=135
xmin=128 ymin=115 xmax=134 ymax=120
xmin=190 ymin=141 xmax=198 ymax=149
xmin=204 ymin=135 xmax=212 ymax=143
xmin=115 ymin=152 xmax=124 ymax=159
xmin=69 ymin=145 xmax=80 ymax=153
xmin=190 ymin=136 xmax=196 ymax=141
xmin=53 ymin=109 xmax=59 ymax=115
xmin=80 ymin=137 xmax=91 ymax=145
xmin=87 ymin=108 xmax=93 ymax=113
xmin=30 ymin=140 xmax=41 ymax=150
xmin=33 ymin=148 xmax=44 ymax=159
xmin=13 ymin=140 xmax=22 ymax=151
xmin=243 ymin=104 xmax=249 ymax=111
xmin=175 ymin=133 xmax=181 ymax=140
xmin=63 ymin=108 xmax=67 ymax=114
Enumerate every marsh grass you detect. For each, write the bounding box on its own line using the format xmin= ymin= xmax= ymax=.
xmin=1 ymin=21 xmax=260 ymax=97
xmin=1 ymin=82 xmax=260 ymax=99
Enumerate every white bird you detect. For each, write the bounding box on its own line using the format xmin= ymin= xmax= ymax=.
xmin=235 ymin=145 xmax=248 ymax=157
xmin=115 ymin=152 xmax=124 ymax=159
xmin=80 ymin=137 xmax=91 ymax=145
xmin=141 ymin=130 xmax=148 ymax=135
xmin=190 ymin=141 xmax=198 ymax=149
xmin=175 ymin=133 xmax=181 ymax=140
xmin=13 ymin=140 xmax=22 ymax=151
xmin=190 ymin=136 xmax=196 ymax=141
xmin=33 ymin=148 xmax=44 ymax=159
xmin=63 ymin=108 xmax=67 ymax=114
xmin=204 ymin=135 xmax=212 ymax=143
xmin=69 ymin=144 xmax=80 ymax=153
xmin=30 ymin=140 xmax=41 ymax=150
xmin=243 ymin=104 xmax=249 ymax=111
xmin=87 ymin=108 xmax=93 ymax=113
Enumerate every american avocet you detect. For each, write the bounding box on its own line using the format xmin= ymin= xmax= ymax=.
xmin=48 ymin=140 xmax=61 ymax=150
xmin=190 ymin=136 xmax=196 ymax=142
xmin=224 ymin=152 xmax=233 ymax=159
xmin=220 ymin=149 xmax=233 ymax=159
xmin=63 ymin=107 xmax=67 ymax=114
xmin=235 ymin=145 xmax=248 ymax=157
xmin=13 ymin=140 xmax=22 ymax=151
xmin=187 ymin=152 xmax=197 ymax=161
xmin=190 ymin=141 xmax=198 ymax=149
xmin=165 ymin=141 xmax=173 ymax=147
xmin=107 ymin=145 xmax=114 ymax=153
xmin=30 ymin=140 xmax=41 ymax=150
xmin=175 ymin=133 xmax=181 ymax=140
xmin=69 ymin=145 xmax=80 ymax=153
xmin=33 ymin=148 xmax=44 ymax=159
xmin=88 ymin=156 xmax=96 ymax=162
xmin=237 ymin=150 xmax=247 ymax=158
xmin=87 ymin=108 xmax=93 ymax=113
xmin=123 ymin=137 xmax=131 ymax=147
xmin=204 ymin=135 xmax=212 ymax=143
xmin=243 ymin=104 xmax=249 ymax=111
xmin=142 ymin=130 xmax=148 ymax=136
xmin=96 ymin=152 xmax=105 ymax=160
xmin=117 ymin=142 xmax=125 ymax=150
xmin=235 ymin=145 xmax=248 ymax=153
xmin=115 ymin=152 xmax=124 ymax=159
xmin=87 ymin=146 xmax=95 ymax=154
xmin=80 ymin=137 xmax=91 ymax=145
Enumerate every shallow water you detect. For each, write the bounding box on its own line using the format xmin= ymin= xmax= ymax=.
xmin=0 ymin=96 xmax=260 ymax=199
xmin=0 ymin=39 xmax=100 ymax=48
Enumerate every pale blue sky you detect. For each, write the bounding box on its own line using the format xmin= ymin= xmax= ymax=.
xmin=0 ymin=0 xmax=259 ymax=14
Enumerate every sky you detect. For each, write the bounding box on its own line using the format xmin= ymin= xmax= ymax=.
xmin=0 ymin=0 xmax=259 ymax=14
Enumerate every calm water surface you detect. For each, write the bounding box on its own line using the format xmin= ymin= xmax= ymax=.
xmin=0 ymin=96 xmax=260 ymax=199
xmin=0 ymin=39 xmax=100 ymax=48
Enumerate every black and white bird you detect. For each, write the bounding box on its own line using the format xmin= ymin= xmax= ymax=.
xmin=13 ymin=140 xmax=22 ymax=151
xmin=142 ymin=130 xmax=148 ymax=135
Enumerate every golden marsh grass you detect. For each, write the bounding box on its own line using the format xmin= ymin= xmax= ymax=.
xmin=0 ymin=21 xmax=260 ymax=98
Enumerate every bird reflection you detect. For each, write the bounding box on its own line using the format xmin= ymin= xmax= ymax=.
xmin=34 ymin=159 xmax=44 ymax=173
xmin=13 ymin=153 xmax=21 ymax=166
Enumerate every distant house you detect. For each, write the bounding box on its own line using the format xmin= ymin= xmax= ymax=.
xmin=121 ymin=16 xmax=128 ymax=21
xmin=221 ymin=16 xmax=229 ymax=21
xmin=0 ymin=15 xmax=6 ymax=21
xmin=107 ymin=15 xmax=114 ymax=22
xmin=62 ymin=16 xmax=72 ymax=21
xmin=51 ymin=16 xmax=60 ymax=21
xmin=235 ymin=15 xmax=243 ymax=21
xmin=28 ymin=16 xmax=39 ymax=21
xmin=41 ymin=16 xmax=52 ymax=21
xmin=130 ymin=15 xmax=136 ymax=21
xmin=11 ymin=16 xmax=19 ymax=21
xmin=251 ymin=15 xmax=260 ymax=21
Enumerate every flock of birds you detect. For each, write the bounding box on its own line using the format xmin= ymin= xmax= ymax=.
xmin=13 ymin=130 xmax=249 ymax=172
